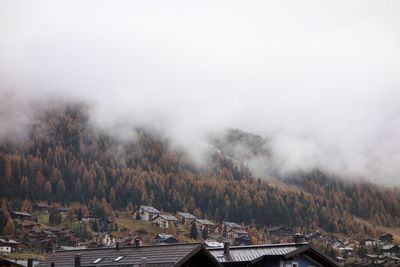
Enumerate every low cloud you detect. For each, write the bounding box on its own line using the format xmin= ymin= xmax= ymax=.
xmin=1 ymin=1 xmax=400 ymax=183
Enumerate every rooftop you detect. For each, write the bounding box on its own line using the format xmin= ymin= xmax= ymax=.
xmin=158 ymin=214 xmax=178 ymax=221
xmin=208 ymin=243 xmax=338 ymax=266
xmin=11 ymin=211 xmax=32 ymax=217
xmin=38 ymin=243 xmax=206 ymax=267
xmin=222 ymin=221 xmax=242 ymax=228
xmin=196 ymin=219 xmax=215 ymax=226
xmin=208 ymin=243 xmax=306 ymax=262
xmin=155 ymin=233 xmax=175 ymax=240
xmin=177 ymin=212 xmax=195 ymax=219
xmin=139 ymin=205 xmax=161 ymax=214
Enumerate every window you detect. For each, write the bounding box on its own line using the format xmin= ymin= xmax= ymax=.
xmin=113 ymin=256 xmax=124 ymax=262
xmin=292 ymin=263 xmax=298 ymax=267
xmin=92 ymin=258 xmax=103 ymax=264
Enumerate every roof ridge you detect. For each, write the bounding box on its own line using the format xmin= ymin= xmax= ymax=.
xmin=207 ymin=242 xmax=308 ymax=250
xmin=53 ymin=242 xmax=203 ymax=253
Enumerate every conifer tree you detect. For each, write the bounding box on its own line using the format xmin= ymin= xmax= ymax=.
xmin=190 ymin=223 xmax=198 ymax=239
xmin=202 ymin=227 xmax=208 ymax=239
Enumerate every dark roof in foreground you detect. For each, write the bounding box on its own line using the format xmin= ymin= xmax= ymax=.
xmin=208 ymin=242 xmax=338 ymax=267
xmin=0 ymin=258 xmax=26 ymax=267
xmin=38 ymin=243 xmax=221 ymax=267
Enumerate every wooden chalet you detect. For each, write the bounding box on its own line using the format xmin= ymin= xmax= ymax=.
xmin=34 ymin=204 xmax=50 ymax=214
xmin=193 ymin=219 xmax=215 ymax=233
xmin=0 ymin=239 xmax=20 ymax=254
xmin=362 ymin=237 xmax=378 ymax=247
xmin=176 ymin=212 xmax=196 ymax=225
xmin=10 ymin=211 xmax=32 ymax=221
xmin=215 ymin=221 xmax=249 ymax=239
xmin=154 ymin=233 xmax=178 ymax=244
xmin=267 ymin=226 xmax=294 ymax=237
xmin=153 ymin=214 xmax=178 ymax=229
xmin=382 ymin=244 xmax=400 ymax=256
xmin=38 ymin=243 xmax=222 ymax=267
xmin=57 ymin=207 xmax=68 ymax=215
xmin=208 ymin=242 xmax=338 ymax=267
xmin=379 ymin=233 xmax=394 ymax=244
xmin=132 ymin=205 xmax=161 ymax=221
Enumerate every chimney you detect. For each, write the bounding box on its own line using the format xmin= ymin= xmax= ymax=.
xmin=74 ymin=254 xmax=81 ymax=267
xmin=27 ymin=258 xmax=33 ymax=267
xmin=223 ymin=242 xmax=230 ymax=256
xmin=141 ymin=257 xmax=147 ymax=267
xmin=116 ymin=242 xmax=120 ymax=251
xmin=134 ymin=238 xmax=141 ymax=247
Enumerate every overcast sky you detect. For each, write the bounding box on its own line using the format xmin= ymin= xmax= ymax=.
xmin=1 ymin=1 xmax=400 ymax=183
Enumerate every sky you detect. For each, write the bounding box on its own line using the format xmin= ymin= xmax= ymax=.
xmin=1 ymin=1 xmax=400 ymax=183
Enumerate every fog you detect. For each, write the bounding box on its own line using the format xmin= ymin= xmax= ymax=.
xmin=1 ymin=1 xmax=400 ymax=183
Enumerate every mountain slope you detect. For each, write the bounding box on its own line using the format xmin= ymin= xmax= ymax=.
xmin=0 ymin=105 xmax=399 ymax=237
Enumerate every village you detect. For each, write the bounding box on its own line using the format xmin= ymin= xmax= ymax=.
xmin=1 ymin=203 xmax=400 ymax=266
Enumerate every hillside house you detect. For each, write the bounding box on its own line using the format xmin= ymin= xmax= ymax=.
xmin=379 ymin=233 xmax=394 ymax=244
xmin=382 ymin=244 xmax=400 ymax=256
xmin=95 ymin=233 xmax=116 ymax=247
xmin=0 ymin=245 xmax=11 ymax=255
xmin=304 ymin=231 xmax=322 ymax=242
xmin=215 ymin=221 xmax=248 ymax=239
xmin=208 ymin=242 xmax=338 ymax=267
xmin=0 ymin=239 xmax=19 ymax=254
xmin=58 ymin=207 xmax=68 ymax=215
xmin=363 ymin=237 xmax=378 ymax=247
xmin=268 ymin=226 xmax=294 ymax=237
xmin=133 ymin=205 xmax=161 ymax=221
xmin=38 ymin=243 xmax=223 ymax=267
xmin=154 ymin=214 xmax=178 ymax=229
xmin=194 ymin=219 xmax=215 ymax=233
xmin=154 ymin=233 xmax=178 ymax=244
xmin=234 ymin=235 xmax=252 ymax=246
xmin=34 ymin=204 xmax=49 ymax=214
xmin=177 ymin=212 xmax=196 ymax=225
xmin=229 ymin=228 xmax=249 ymax=240
xmin=10 ymin=211 xmax=32 ymax=221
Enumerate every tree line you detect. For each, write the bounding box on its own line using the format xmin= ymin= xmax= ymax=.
xmin=1 ymin=105 xmax=400 ymax=237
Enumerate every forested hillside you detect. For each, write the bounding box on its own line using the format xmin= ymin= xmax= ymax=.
xmin=1 ymin=105 xmax=400 ymax=237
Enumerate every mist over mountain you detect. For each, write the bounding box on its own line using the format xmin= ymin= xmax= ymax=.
xmin=1 ymin=1 xmax=400 ymax=184
xmin=1 ymin=105 xmax=400 ymax=237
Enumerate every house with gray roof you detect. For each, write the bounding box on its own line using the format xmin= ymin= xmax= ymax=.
xmin=176 ymin=212 xmax=196 ymax=225
xmin=132 ymin=205 xmax=161 ymax=221
xmin=153 ymin=214 xmax=178 ymax=229
xmin=215 ymin=221 xmax=249 ymax=240
xmin=154 ymin=233 xmax=178 ymax=244
xmin=208 ymin=242 xmax=338 ymax=267
xmin=10 ymin=211 xmax=32 ymax=221
xmin=38 ymin=243 xmax=222 ymax=267
xmin=193 ymin=219 xmax=215 ymax=233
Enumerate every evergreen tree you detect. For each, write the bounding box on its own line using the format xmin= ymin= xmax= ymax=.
xmin=357 ymin=246 xmax=367 ymax=258
xmin=49 ymin=207 xmax=62 ymax=225
xmin=76 ymin=208 xmax=83 ymax=221
xmin=190 ymin=223 xmax=198 ymax=239
xmin=202 ymin=227 xmax=208 ymax=239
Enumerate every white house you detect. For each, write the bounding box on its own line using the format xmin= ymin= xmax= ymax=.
xmin=133 ymin=205 xmax=161 ymax=221
xmin=153 ymin=214 xmax=178 ymax=229
xmin=0 ymin=246 xmax=11 ymax=255
xmin=176 ymin=212 xmax=196 ymax=225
